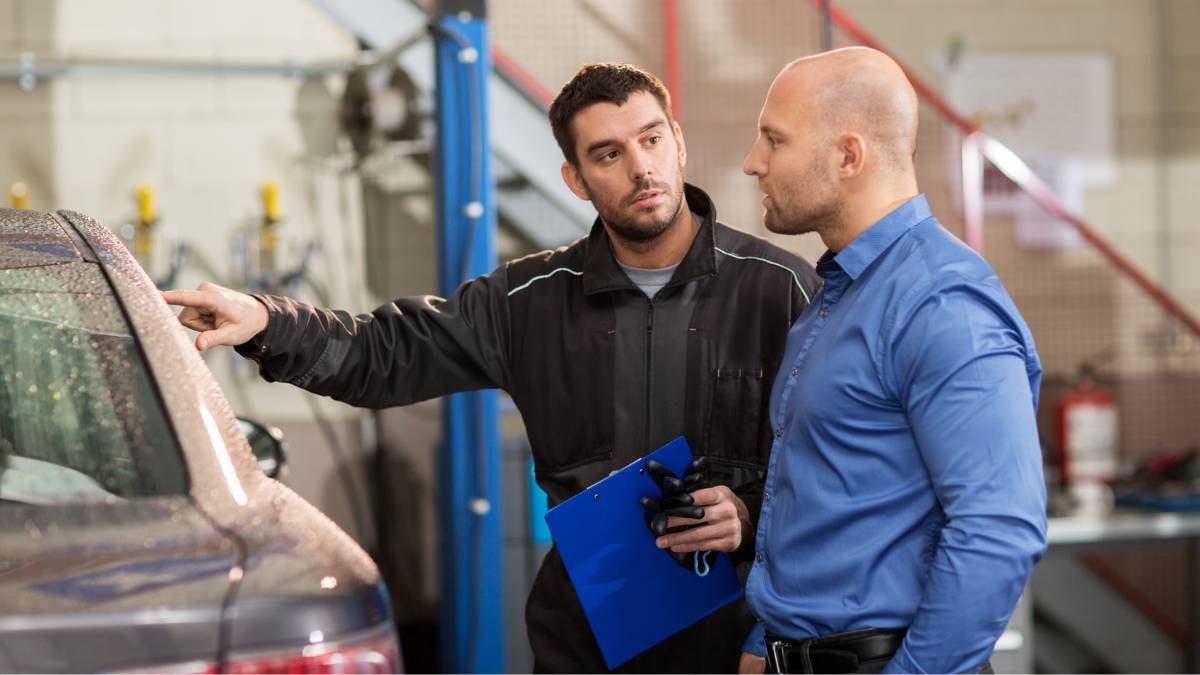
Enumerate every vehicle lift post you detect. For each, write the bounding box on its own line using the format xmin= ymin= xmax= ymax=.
xmin=432 ymin=1 xmax=504 ymax=672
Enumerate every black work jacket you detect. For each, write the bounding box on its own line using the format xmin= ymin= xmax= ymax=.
xmin=238 ymin=184 xmax=820 ymax=672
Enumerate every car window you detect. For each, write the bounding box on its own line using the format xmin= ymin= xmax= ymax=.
xmin=0 ymin=262 xmax=187 ymax=505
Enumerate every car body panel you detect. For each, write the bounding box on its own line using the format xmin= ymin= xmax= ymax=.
xmin=0 ymin=208 xmax=396 ymax=672
xmin=0 ymin=209 xmax=82 ymax=268
xmin=0 ymin=498 xmax=234 ymax=672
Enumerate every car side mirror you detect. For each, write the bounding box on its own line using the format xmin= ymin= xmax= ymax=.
xmin=236 ymin=417 xmax=288 ymax=479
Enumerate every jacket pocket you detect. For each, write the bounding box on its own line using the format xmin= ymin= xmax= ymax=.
xmin=702 ymin=367 xmax=764 ymax=461
xmin=533 ymin=450 xmax=614 ymax=508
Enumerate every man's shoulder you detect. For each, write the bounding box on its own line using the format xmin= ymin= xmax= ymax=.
xmin=712 ymin=221 xmax=818 ymax=289
xmin=900 ymin=219 xmax=1000 ymax=289
xmin=502 ymin=236 xmax=588 ymax=296
xmin=891 ymin=219 xmax=1030 ymax=329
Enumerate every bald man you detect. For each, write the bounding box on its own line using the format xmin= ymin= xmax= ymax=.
xmin=737 ymin=47 xmax=1047 ymax=673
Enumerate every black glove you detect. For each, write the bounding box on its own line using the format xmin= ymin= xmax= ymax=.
xmin=640 ymin=458 xmax=711 ymax=572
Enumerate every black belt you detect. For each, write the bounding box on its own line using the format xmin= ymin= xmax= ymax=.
xmin=765 ymin=627 xmax=906 ymax=674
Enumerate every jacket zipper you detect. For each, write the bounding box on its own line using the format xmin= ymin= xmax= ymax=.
xmin=644 ymin=297 xmax=655 ymax=451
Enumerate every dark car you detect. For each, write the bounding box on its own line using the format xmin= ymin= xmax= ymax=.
xmin=0 ymin=208 xmax=401 ymax=673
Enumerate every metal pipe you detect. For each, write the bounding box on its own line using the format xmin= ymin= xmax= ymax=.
xmin=961 ymin=133 xmax=985 ymax=254
xmin=0 ymin=52 xmax=354 ymax=89
xmin=820 ymin=0 xmax=834 ymax=52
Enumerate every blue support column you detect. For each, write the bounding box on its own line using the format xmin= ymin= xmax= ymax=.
xmin=431 ymin=1 xmax=503 ymax=672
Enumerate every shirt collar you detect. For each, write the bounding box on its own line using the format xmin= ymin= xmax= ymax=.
xmin=815 ymin=250 xmax=841 ymax=278
xmin=582 ymin=182 xmax=718 ymax=295
xmin=830 ymin=194 xmax=931 ymax=281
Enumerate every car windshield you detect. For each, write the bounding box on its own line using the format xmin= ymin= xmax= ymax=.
xmin=0 ymin=262 xmax=187 ymax=505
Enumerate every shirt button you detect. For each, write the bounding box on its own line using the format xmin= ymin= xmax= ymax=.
xmin=763 ymin=491 xmax=771 ymax=501
xmin=819 ymin=308 xmax=830 ymax=317
xmin=774 ymin=427 xmax=783 ymax=438
xmin=755 ymin=552 xmax=765 ymax=563
xmin=790 ymin=367 xmax=798 ymax=377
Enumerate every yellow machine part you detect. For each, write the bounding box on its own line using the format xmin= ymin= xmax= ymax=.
xmin=8 ymin=182 xmax=29 ymax=209
xmin=134 ymin=183 xmax=157 ymax=258
xmin=260 ymin=180 xmax=280 ymax=255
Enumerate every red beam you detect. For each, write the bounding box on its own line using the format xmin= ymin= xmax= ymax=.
xmin=491 ymin=48 xmax=554 ymax=110
xmin=663 ymin=0 xmax=682 ymax=120
xmin=980 ymin=138 xmax=1200 ymax=339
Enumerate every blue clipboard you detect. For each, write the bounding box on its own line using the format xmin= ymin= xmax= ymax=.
xmin=544 ymin=436 xmax=743 ymax=669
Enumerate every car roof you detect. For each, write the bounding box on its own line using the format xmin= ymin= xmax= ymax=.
xmin=0 ymin=208 xmax=85 ymax=269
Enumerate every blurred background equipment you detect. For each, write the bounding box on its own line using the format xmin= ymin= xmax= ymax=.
xmin=340 ymin=58 xmax=422 ymax=160
xmin=1056 ymin=362 xmax=1121 ymax=515
xmin=8 ymin=182 xmax=29 ymax=209
xmin=116 ymin=182 xmax=187 ymax=289
xmin=230 ymin=179 xmax=319 ymax=296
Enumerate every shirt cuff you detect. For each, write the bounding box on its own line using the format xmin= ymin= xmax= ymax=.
xmin=881 ymin=642 xmax=927 ymax=674
xmin=742 ymin=621 xmax=766 ymax=658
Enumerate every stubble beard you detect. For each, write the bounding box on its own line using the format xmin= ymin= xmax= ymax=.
xmin=764 ymin=188 xmax=842 ymax=236
xmin=586 ymin=176 xmax=686 ymax=247
xmin=763 ymin=158 xmax=842 ymax=237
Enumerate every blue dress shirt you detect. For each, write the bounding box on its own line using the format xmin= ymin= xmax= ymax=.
xmin=744 ymin=195 xmax=1047 ymax=673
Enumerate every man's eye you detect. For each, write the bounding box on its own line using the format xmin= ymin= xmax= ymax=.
xmin=600 ymin=150 xmax=619 ymax=161
xmin=647 ymin=135 xmax=662 ymax=145
xmin=766 ymin=135 xmax=779 ymax=148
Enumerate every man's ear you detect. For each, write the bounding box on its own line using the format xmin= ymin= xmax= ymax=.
xmin=561 ymin=161 xmax=590 ymax=201
xmin=837 ymin=132 xmax=866 ymax=178
xmin=673 ymin=120 xmax=687 ymax=169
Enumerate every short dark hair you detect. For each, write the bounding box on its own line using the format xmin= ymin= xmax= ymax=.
xmin=549 ymin=63 xmax=674 ymax=167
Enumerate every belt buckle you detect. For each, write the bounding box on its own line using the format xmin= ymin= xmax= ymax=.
xmin=768 ymin=639 xmax=790 ymax=674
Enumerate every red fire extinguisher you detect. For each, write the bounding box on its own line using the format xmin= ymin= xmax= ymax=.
xmin=1056 ymin=366 xmax=1119 ymax=488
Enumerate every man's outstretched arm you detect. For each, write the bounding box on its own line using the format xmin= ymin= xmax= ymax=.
xmin=163 ymin=273 xmax=512 ymax=408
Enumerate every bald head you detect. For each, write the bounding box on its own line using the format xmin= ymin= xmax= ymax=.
xmin=744 ymin=47 xmax=921 ymax=249
xmin=781 ymin=47 xmax=918 ymax=172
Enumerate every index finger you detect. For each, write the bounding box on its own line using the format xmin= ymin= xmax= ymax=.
xmin=162 ymin=289 xmax=215 ymax=310
xmin=687 ymin=486 xmax=726 ymax=506
xmin=656 ymin=521 xmax=723 ymax=548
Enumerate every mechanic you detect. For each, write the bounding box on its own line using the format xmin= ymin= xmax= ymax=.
xmin=732 ymin=47 xmax=1048 ymax=674
xmin=164 ymin=62 xmax=820 ymax=673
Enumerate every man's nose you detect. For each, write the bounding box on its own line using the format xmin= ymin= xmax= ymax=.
xmin=743 ymin=142 xmax=765 ymax=176
xmin=628 ymin=147 xmax=654 ymax=180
